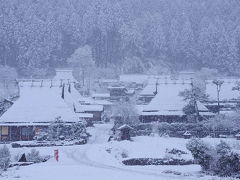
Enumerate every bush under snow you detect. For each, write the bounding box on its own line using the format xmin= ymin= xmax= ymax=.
xmin=0 ymin=145 xmax=11 ymax=171
xmin=35 ymin=117 xmax=89 ymax=142
xmin=187 ymin=139 xmax=240 ymax=177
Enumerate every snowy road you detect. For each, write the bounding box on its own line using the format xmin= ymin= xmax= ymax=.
xmin=2 ymin=124 xmax=218 ymax=180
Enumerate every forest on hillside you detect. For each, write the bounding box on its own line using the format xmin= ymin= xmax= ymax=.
xmin=1 ymin=0 xmax=240 ymax=77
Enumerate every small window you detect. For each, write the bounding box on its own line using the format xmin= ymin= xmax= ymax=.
xmin=21 ymin=127 xmax=33 ymax=136
xmin=1 ymin=126 xmax=9 ymax=135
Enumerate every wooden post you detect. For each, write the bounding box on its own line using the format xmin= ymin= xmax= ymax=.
xmin=9 ymin=126 xmax=11 ymax=141
xmin=20 ymin=127 xmax=22 ymax=141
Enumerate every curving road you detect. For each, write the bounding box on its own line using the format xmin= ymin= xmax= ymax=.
xmin=62 ymin=124 xmax=204 ymax=180
xmin=3 ymin=124 xmax=215 ymax=180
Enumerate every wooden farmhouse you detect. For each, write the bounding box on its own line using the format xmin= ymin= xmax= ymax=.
xmin=0 ymin=69 xmax=95 ymax=142
xmin=138 ymin=80 xmax=214 ymax=123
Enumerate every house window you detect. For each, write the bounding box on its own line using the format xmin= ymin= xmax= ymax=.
xmin=21 ymin=127 xmax=33 ymax=137
xmin=1 ymin=126 xmax=9 ymax=135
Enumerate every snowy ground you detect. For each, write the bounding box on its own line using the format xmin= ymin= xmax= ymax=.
xmin=1 ymin=124 xmax=238 ymax=180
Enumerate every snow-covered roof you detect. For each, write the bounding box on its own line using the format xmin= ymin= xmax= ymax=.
xmin=18 ymin=79 xmax=67 ymax=87
xmin=92 ymin=93 xmax=110 ymax=98
xmin=199 ymin=111 xmax=215 ymax=116
xmin=120 ymin=74 xmax=148 ymax=84
xmin=0 ymin=84 xmax=79 ymax=123
xmin=139 ymin=83 xmax=156 ymax=96
xmin=0 ymin=122 xmax=51 ymax=126
xmin=219 ymin=110 xmax=236 ymax=115
xmin=126 ymin=89 xmax=135 ymax=95
xmin=143 ymin=83 xmax=191 ymax=112
xmin=70 ymin=88 xmax=112 ymax=106
xmin=117 ymin=124 xmax=134 ymax=130
xmin=107 ymin=86 xmax=126 ymax=90
xmin=141 ymin=111 xmax=185 ymax=116
xmin=141 ymin=83 xmax=209 ymax=116
xmin=206 ymin=79 xmax=240 ymax=101
xmin=183 ymin=131 xmax=192 ymax=136
xmin=67 ymin=85 xmax=93 ymax=104
xmin=76 ymin=113 xmax=93 ymax=118
xmin=139 ymin=78 xmax=192 ymax=96
xmin=99 ymin=79 xmax=119 ymax=83
xmin=92 ymin=100 xmax=112 ymax=106
xmin=141 ymin=110 xmax=214 ymax=117
xmin=75 ymin=104 xmax=103 ymax=112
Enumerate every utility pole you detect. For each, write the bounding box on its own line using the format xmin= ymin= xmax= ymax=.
xmin=82 ymin=68 xmax=85 ymax=87
xmin=212 ymin=80 xmax=224 ymax=114
xmin=190 ymin=79 xmax=199 ymax=122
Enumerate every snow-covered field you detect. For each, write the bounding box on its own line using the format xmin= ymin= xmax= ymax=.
xmin=1 ymin=124 xmax=238 ymax=180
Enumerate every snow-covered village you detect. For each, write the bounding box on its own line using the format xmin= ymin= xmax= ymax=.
xmin=1 ymin=1 xmax=240 ymax=180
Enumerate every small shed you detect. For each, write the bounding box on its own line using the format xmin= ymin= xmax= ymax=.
xmin=183 ymin=131 xmax=192 ymax=139
xmin=117 ymin=124 xmax=134 ymax=141
xmin=235 ymin=133 xmax=240 ymax=140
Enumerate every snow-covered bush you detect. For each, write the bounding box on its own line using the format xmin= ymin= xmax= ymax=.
xmin=26 ymin=149 xmax=43 ymax=163
xmin=168 ymin=148 xmax=187 ymax=155
xmin=0 ymin=145 xmax=11 ymax=171
xmin=216 ymin=140 xmax=231 ymax=155
xmin=47 ymin=117 xmax=70 ymax=140
xmin=215 ymin=152 xmax=240 ymax=177
xmin=157 ymin=122 xmax=172 ymax=135
xmin=135 ymin=123 xmax=152 ymax=136
xmin=71 ymin=121 xmax=89 ymax=140
xmin=204 ymin=112 xmax=240 ymax=137
xmin=187 ymin=139 xmax=240 ymax=177
xmin=213 ymin=141 xmax=240 ymax=177
xmin=136 ymin=122 xmax=211 ymax=137
xmin=164 ymin=148 xmax=188 ymax=161
xmin=34 ymin=132 xmax=48 ymax=141
xmin=186 ymin=138 xmax=213 ymax=171
xmin=46 ymin=117 xmax=89 ymax=142
xmin=155 ymin=122 xmax=208 ymax=138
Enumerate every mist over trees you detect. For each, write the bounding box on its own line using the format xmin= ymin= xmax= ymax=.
xmin=1 ymin=0 xmax=240 ymax=77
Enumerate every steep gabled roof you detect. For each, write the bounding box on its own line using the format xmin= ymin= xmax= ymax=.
xmin=0 ymin=81 xmax=79 ymax=123
xmin=142 ymin=82 xmax=210 ymax=116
